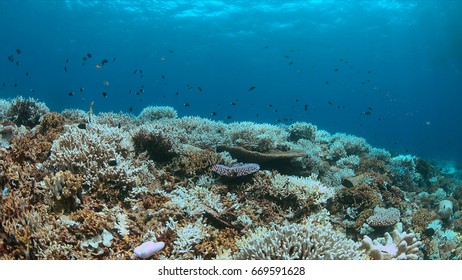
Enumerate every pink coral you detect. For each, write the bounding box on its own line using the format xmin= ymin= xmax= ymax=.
xmin=211 ymin=163 xmax=260 ymax=177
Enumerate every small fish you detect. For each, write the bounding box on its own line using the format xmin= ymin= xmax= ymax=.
xmin=101 ymin=59 xmax=108 ymax=65
xmin=249 ymin=86 xmax=256 ymax=91
xmin=197 ymin=86 xmax=203 ymax=92
xmin=161 ymin=75 xmax=166 ymax=80
xmin=168 ymin=50 xmax=174 ymax=54
xmin=103 ymin=80 xmax=110 ymax=86
xmin=77 ymin=123 xmax=86 ymax=129
xmin=304 ymin=104 xmax=308 ymax=111
xmin=30 ymin=88 xmax=35 ymax=93
xmin=68 ymin=91 xmax=74 ymax=96
xmin=226 ymin=115 xmax=232 ymax=119
xmin=334 ymin=68 xmax=338 ymax=71
xmin=65 ymin=58 xmax=69 ymax=63
xmin=284 ymin=55 xmax=289 ymax=59
xmin=364 ymin=111 xmax=372 ymax=116
xmin=14 ymin=83 xmax=17 ymax=87
xmin=129 ymin=106 xmax=133 ymax=112
xmin=113 ymin=57 xmax=117 ymax=62
xmin=82 ymin=56 xmax=87 ymax=61
xmin=139 ymin=69 xmax=143 ymax=75
xmin=95 ymin=65 xmax=102 ymax=69
xmin=87 ymin=53 xmax=92 ymax=58
xmin=16 ymin=49 xmax=21 ymax=54
xmin=25 ymin=72 xmax=29 ymax=77
xmin=108 ymin=159 xmax=118 ymax=166
xmin=16 ymin=61 xmax=19 ymax=66
xmin=7 ymin=55 xmax=14 ymax=62
xmin=134 ymin=69 xmax=138 ymax=74
xmin=328 ymin=101 xmax=332 ymax=105
xmin=288 ymin=61 xmax=294 ymax=65
xmin=211 ymin=111 xmax=217 ymax=116
xmin=184 ymin=103 xmax=190 ymax=107
xmin=102 ymin=91 xmax=107 ymax=97
xmin=175 ymin=91 xmax=179 ymax=96
xmin=264 ymin=45 xmax=269 ymax=49
xmin=79 ymin=87 xmax=84 ymax=92
xmin=231 ymin=102 xmax=236 ymax=106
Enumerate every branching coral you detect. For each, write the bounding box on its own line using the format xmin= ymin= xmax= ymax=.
xmin=233 ymin=219 xmax=364 ymax=260
xmin=360 ymin=228 xmax=423 ymax=260
xmin=5 ymin=96 xmax=49 ymax=128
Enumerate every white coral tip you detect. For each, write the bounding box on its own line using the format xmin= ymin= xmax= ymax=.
xmin=134 ymin=241 xmax=165 ymax=259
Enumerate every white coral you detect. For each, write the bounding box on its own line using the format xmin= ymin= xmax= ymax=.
xmin=359 ymin=228 xmax=422 ymax=260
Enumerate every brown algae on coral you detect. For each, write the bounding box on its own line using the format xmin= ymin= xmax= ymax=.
xmin=0 ymin=97 xmax=462 ymax=260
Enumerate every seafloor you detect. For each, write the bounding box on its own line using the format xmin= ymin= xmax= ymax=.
xmin=0 ymin=96 xmax=461 ymax=260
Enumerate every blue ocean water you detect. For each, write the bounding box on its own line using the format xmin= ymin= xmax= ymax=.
xmin=1 ymin=0 xmax=461 ymax=162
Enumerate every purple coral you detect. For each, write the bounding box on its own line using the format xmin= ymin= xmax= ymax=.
xmin=212 ymin=163 xmax=260 ymax=177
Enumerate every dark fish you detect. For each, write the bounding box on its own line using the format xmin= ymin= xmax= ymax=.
xmin=7 ymin=55 xmax=14 ymax=62
xmin=368 ymin=107 xmax=373 ymax=111
xmin=101 ymin=59 xmax=108 ymax=65
xmin=274 ymin=109 xmax=279 ymax=112
xmin=269 ymin=104 xmax=273 ymax=107
xmin=82 ymin=56 xmax=87 ymax=61
xmin=328 ymin=101 xmax=332 ymax=105
xmin=25 ymin=72 xmax=29 ymax=77
xmin=197 ymin=86 xmax=203 ymax=92
xmin=77 ymin=123 xmax=86 ymax=129
xmin=249 ymin=86 xmax=256 ymax=91
xmin=14 ymin=83 xmax=17 ymax=87
xmin=129 ymin=106 xmax=133 ymax=112
xmin=264 ymin=45 xmax=269 ymax=48
xmin=364 ymin=111 xmax=372 ymax=116
xmin=284 ymin=55 xmax=289 ymax=59
xmin=134 ymin=69 xmax=137 ymax=74
xmin=184 ymin=103 xmax=190 ymax=107
xmin=226 ymin=115 xmax=232 ymax=119
xmin=65 ymin=58 xmax=69 ymax=63
xmin=168 ymin=50 xmax=174 ymax=54
xmin=16 ymin=49 xmax=21 ymax=54
xmin=175 ymin=91 xmax=179 ymax=96
xmin=334 ymin=68 xmax=338 ymax=71
xmin=79 ymin=87 xmax=84 ymax=92
xmin=108 ymin=159 xmax=118 ymax=166
xmin=2 ymin=82 xmax=5 ymax=87
xmin=87 ymin=53 xmax=92 ymax=58
xmin=423 ymin=228 xmax=435 ymax=237
xmin=113 ymin=57 xmax=117 ymax=62
xmin=295 ymin=99 xmax=299 ymax=102
xmin=304 ymin=104 xmax=308 ymax=111
xmin=16 ymin=61 xmax=19 ymax=66
xmin=231 ymin=102 xmax=236 ymax=106
xmin=211 ymin=111 xmax=217 ymax=116
xmin=139 ymin=69 xmax=143 ymax=74
xmin=64 ymin=66 xmax=67 ymax=72
xmin=68 ymin=91 xmax=74 ymax=96
xmin=161 ymin=75 xmax=166 ymax=80
xmin=325 ymin=81 xmax=329 ymax=84
xmin=288 ymin=61 xmax=294 ymax=65
xmin=30 ymin=89 xmax=35 ymax=93
xmin=102 ymin=91 xmax=107 ymax=97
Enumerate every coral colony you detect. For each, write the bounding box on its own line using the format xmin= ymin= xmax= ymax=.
xmin=1 ymin=96 xmax=462 ymax=260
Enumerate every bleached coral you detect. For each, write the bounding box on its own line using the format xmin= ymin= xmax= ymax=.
xmin=138 ymin=105 xmax=178 ymax=122
xmin=234 ymin=220 xmax=364 ymax=260
xmin=50 ymin=123 xmax=153 ymax=189
xmin=228 ymin=122 xmax=289 ymax=152
xmin=288 ymin=122 xmax=317 ymax=141
xmin=266 ymin=174 xmax=335 ymax=208
xmin=5 ymin=96 xmax=49 ymax=128
xmin=359 ymin=228 xmax=422 ymax=260
xmin=165 ymin=217 xmax=209 ymax=257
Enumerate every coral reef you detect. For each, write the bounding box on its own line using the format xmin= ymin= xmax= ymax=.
xmin=1 ymin=97 xmax=462 ymax=260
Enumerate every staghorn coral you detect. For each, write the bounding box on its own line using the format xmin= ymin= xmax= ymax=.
xmin=50 ymin=123 xmax=156 ymax=195
xmin=174 ymin=145 xmax=222 ymax=176
xmin=360 ymin=228 xmax=423 ymax=260
xmin=42 ymin=171 xmax=83 ymax=213
xmin=233 ymin=219 xmax=364 ymax=260
xmin=5 ymin=96 xmax=49 ymax=128
xmin=38 ymin=112 xmax=67 ymax=141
